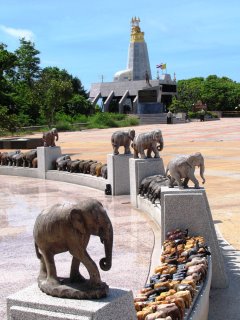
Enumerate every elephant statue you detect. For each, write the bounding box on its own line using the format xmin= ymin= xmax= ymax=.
xmin=55 ymin=155 xmax=71 ymax=169
xmin=32 ymin=157 xmax=38 ymax=168
xmin=166 ymin=152 xmax=206 ymax=189
xmin=111 ymin=129 xmax=135 ymax=155
xmin=33 ymin=198 xmax=113 ymax=299
xmin=42 ymin=128 xmax=59 ymax=147
xmin=12 ymin=152 xmax=24 ymax=166
xmin=132 ymin=129 xmax=164 ymax=159
xmin=7 ymin=150 xmax=21 ymax=166
xmin=101 ymin=164 xmax=108 ymax=179
xmin=23 ymin=149 xmax=37 ymax=168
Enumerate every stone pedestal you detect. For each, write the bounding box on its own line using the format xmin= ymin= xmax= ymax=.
xmin=129 ymin=158 xmax=165 ymax=206
xmin=7 ymin=284 xmax=137 ymax=320
xmin=161 ymin=187 xmax=228 ymax=289
xmin=107 ymin=154 xmax=133 ymax=195
xmin=37 ymin=147 xmax=61 ymax=179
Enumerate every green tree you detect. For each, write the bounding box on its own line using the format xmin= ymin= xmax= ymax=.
xmin=35 ymin=67 xmax=73 ymax=126
xmin=14 ymin=38 xmax=40 ymax=87
xmin=0 ymin=43 xmax=17 ymax=108
xmin=65 ymin=94 xmax=93 ymax=116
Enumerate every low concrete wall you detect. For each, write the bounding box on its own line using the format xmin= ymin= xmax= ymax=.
xmin=137 ymin=194 xmax=213 ymax=320
xmin=0 ymin=166 xmax=40 ymax=179
xmin=46 ymin=170 xmax=107 ymax=191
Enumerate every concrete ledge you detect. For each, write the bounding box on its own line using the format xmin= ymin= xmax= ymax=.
xmin=46 ymin=170 xmax=107 ymax=191
xmin=7 ymin=284 xmax=137 ymax=320
xmin=187 ymin=256 xmax=212 ymax=320
xmin=0 ymin=166 xmax=40 ymax=178
xmin=137 ymin=196 xmax=161 ymax=228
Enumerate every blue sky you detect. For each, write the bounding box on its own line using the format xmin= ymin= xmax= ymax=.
xmin=1 ymin=0 xmax=240 ymax=91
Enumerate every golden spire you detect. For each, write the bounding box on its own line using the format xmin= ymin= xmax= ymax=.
xmin=130 ymin=16 xmax=144 ymax=42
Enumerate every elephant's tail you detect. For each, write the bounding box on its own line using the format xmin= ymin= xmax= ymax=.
xmin=35 ymin=242 xmax=42 ymax=260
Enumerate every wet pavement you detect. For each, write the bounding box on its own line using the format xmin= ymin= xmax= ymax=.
xmin=0 ymin=118 xmax=240 ymax=319
xmin=0 ymin=176 xmax=159 ymax=320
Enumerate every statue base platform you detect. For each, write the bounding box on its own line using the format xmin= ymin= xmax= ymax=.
xmin=7 ymin=283 xmax=137 ymax=320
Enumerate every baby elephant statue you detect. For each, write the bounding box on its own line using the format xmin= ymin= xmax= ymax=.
xmin=132 ymin=129 xmax=164 ymax=159
xmin=42 ymin=128 xmax=59 ymax=147
xmin=166 ymin=152 xmax=206 ymax=189
xmin=111 ymin=129 xmax=135 ymax=155
xmin=33 ymin=198 xmax=113 ymax=299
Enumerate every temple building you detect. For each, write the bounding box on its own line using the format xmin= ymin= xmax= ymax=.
xmin=89 ymin=17 xmax=177 ymax=114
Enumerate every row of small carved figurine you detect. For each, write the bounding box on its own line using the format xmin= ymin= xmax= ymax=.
xmin=54 ymin=155 xmax=108 ymax=179
xmin=0 ymin=149 xmax=38 ymax=168
xmin=139 ymin=175 xmax=171 ymax=204
xmin=134 ymin=229 xmax=211 ymax=320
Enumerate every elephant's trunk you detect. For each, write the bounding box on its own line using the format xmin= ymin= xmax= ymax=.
xmin=99 ymin=224 xmax=113 ymax=271
xmin=157 ymin=138 xmax=164 ymax=151
xmin=55 ymin=133 xmax=59 ymax=141
xmin=200 ymin=163 xmax=205 ymax=184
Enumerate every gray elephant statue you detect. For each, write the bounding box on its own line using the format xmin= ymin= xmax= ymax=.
xmin=42 ymin=128 xmax=59 ymax=147
xmin=33 ymin=198 xmax=113 ymax=299
xmin=111 ymin=129 xmax=135 ymax=155
xmin=55 ymin=155 xmax=71 ymax=169
xmin=23 ymin=149 xmax=37 ymax=168
xmin=166 ymin=152 xmax=206 ymax=189
xmin=132 ymin=129 xmax=164 ymax=159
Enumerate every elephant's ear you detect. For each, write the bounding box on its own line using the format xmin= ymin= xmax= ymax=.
xmin=187 ymin=155 xmax=197 ymax=167
xmin=70 ymin=209 xmax=86 ymax=234
xmin=129 ymin=129 xmax=135 ymax=140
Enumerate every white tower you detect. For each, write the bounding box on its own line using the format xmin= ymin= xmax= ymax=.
xmin=114 ymin=17 xmax=152 ymax=81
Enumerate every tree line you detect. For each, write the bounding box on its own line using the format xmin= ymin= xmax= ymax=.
xmin=0 ymin=38 xmax=93 ymax=132
xmin=170 ymin=76 xmax=240 ymax=114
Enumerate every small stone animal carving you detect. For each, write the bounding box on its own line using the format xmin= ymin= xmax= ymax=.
xmin=12 ymin=152 xmax=24 ymax=166
xmin=95 ymin=162 xmax=104 ymax=177
xmin=101 ymin=164 xmax=107 ymax=179
xmin=139 ymin=175 xmax=163 ymax=197
xmin=42 ymin=128 xmax=59 ymax=147
xmin=166 ymin=152 xmax=205 ymax=189
xmin=69 ymin=160 xmax=81 ymax=173
xmin=132 ymin=129 xmax=164 ymax=159
xmin=33 ymin=198 xmax=113 ymax=299
xmin=90 ymin=162 xmax=98 ymax=175
xmin=0 ymin=152 xmax=9 ymax=165
xmin=79 ymin=160 xmax=90 ymax=173
xmin=57 ymin=159 xmax=71 ymax=171
xmin=32 ymin=157 xmax=38 ymax=168
xmin=55 ymin=155 xmax=71 ymax=169
xmin=7 ymin=150 xmax=21 ymax=166
xmin=111 ymin=129 xmax=135 ymax=155
xmin=83 ymin=160 xmax=97 ymax=174
xmin=23 ymin=149 xmax=37 ymax=168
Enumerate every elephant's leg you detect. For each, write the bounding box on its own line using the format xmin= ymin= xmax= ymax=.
xmin=168 ymin=176 xmax=176 ymax=188
xmin=42 ymin=252 xmax=60 ymax=286
xmin=70 ymin=256 xmax=86 ymax=283
xmin=113 ymin=145 xmax=119 ymax=155
xmin=189 ymin=173 xmax=200 ymax=188
xmin=174 ymin=173 xmax=184 ymax=189
xmin=77 ymin=250 xmax=102 ymax=285
xmin=124 ymin=142 xmax=131 ymax=154
xmin=140 ymin=148 xmax=146 ymax=159
xmin=134 ymin=149 xmax=139 ymax=158
xmin=147 ymin=148 xmax=152 ymax=158
xmin=38 ymin=256 xmax=47 ymax=282
xmin=183 ymin=178 xmax=190 ymax=188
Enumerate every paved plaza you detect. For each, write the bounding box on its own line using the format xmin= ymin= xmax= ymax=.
xmin=0 ymin=118 xmax=240 ymax=319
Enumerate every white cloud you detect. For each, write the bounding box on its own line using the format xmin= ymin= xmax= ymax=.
xmin=0 ymin=25 xmax=34 ymax=41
